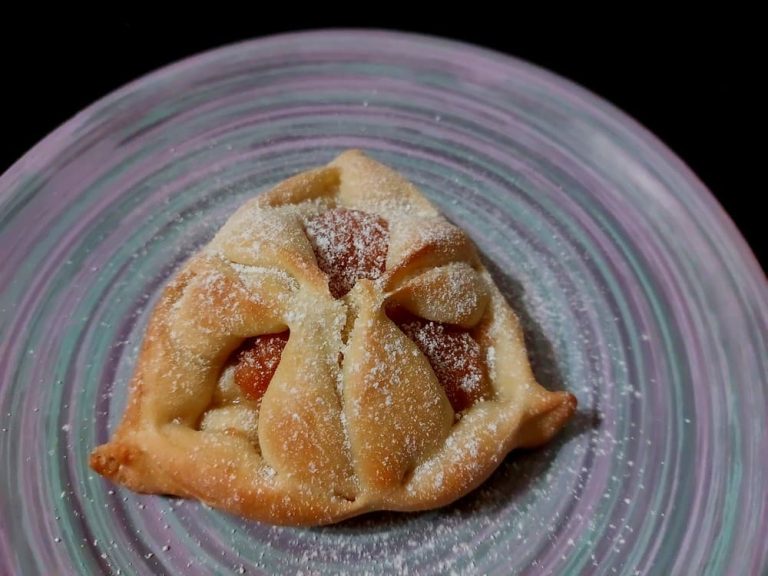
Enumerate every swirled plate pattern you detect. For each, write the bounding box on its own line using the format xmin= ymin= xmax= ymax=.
xmin=0 ymin=31 xmax=766 ymax=575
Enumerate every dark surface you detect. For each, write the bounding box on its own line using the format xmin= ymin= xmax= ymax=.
xmin=1 ymin=19 xmax=761 ymax=271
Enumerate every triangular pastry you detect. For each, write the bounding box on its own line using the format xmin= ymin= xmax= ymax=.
xmin=90 ymin=150 xmax=577 ymax=525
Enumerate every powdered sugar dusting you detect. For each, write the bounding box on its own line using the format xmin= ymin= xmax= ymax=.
xmin=485 ymin=346 xmax=497 ymax=381
xmin=389 ymin=263 xmax=488 ymax=327
xmin=200 ymin=404 xmax=260 ymax=445
xmin=206 ymin=199 xmax=331 ymax=266
xmin=399 ymin=320 xmax=490 ymax=412
xmin=94 ymin=151 xmax=579 ymax=546
xmin=231 ymin=263 xmax=298 ymax=293
xmin=304 ymin=208 xmax=389 ymax=298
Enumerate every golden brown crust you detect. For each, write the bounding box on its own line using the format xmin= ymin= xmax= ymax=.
xmin=90 ymin=150 xmax=577 ymax=525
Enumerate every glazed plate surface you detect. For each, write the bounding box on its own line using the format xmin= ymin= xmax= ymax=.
xmin=0 ymin=31 xmax=766 ymax=575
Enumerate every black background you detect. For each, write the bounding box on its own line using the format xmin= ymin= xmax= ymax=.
xmin=2 ymin=18 xmax=762 ymax=272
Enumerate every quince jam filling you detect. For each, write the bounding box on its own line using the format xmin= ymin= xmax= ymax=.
xmin=233 ymin=332 xmax=289 ymax=402
xmin=395 ymin=314 xmax=491 ymax=413
xmin=231 ymin=207 xmax=488 ymax=412
xmin=304 ymin=208 xmax=389 ymax=298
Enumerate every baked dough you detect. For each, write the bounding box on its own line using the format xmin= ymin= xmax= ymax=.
xmin=90 ymin=150 xmax=577 ymax=525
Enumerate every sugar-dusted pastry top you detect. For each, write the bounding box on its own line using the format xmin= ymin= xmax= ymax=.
xmin=90 ymin=150 xmax=577 ymax=525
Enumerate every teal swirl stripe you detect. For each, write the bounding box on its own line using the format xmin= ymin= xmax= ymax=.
xmin=0 ymin=31 xmax=766 ymax=575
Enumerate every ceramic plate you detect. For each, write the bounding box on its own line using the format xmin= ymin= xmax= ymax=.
xmin=1 ymin=31 xmax=766 ymax=575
